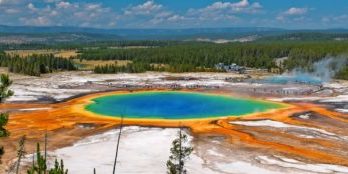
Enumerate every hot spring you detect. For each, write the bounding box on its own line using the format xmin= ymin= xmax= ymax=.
xmin=85 ymin=91 xmax=284 ymax=119
xmin=262 ymin=75 xmax=323 ymax=85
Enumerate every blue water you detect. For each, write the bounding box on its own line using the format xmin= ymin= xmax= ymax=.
xmin=262 ymin=75 xmax=322 ymax=85
xmin=86 ymin=91 xmax=283 ymax=119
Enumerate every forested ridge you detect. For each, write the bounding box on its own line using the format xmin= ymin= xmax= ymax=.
xmin=0 ymin=53 xmax=76 ymax=76
xmin=258 ymin=32 xmax=348 ymax=41
xmin=0 ymin=40 xmax=178 ymax=50
xmin=1 ymin=40 xmax=348 ymax=77
xmin=93 ymin=62 xmax=220 ymax=73
xmin=76 ymin=41 xmax=348 ymax=73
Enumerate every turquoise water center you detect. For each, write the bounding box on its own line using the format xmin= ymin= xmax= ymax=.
xmin=85 ymin=91 xmax=284 ymax=119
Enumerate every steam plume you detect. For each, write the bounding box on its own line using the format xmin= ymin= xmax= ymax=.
xmin=265 ymin=56 xmax=348 ymax=85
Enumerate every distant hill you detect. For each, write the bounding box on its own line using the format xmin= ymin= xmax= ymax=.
xmin=257 ymin=31 xmax=348 ymax=42
xmin=1 ymin=25 xmax=348 ymax=43
xmin=0 ymin=25 xmax=284 ymax=35
xmin=0 ymin=25 xmax=286 ymax=41
xmin=0 ymin=32 xmax=122 ymax=44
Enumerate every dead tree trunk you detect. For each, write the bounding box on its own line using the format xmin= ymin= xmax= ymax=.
xmin=112 ymin=116 xmax=123 ymax=174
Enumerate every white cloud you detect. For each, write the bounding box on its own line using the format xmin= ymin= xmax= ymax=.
xmin=27 ymin=3 xmax=37 ymax=11
xmin=49 ymin=10 xmax=58 ymax=16
xmin=321 ymin=15 xmax=348 ymax=25
xmin=117 ymin=0 xmax=262 ymax=27
xmin=333 ymin=15 xmax=348 ymax=21
xmin=5 ymin=8 xmax=20 ymax=14
xmin=124 ymin=1 xmax=163 ymax=16
xmin=56 ymin=1 xmax=71 ymax=9
xmin=85 ymin=3 xmax=103 ymax=11
xmin=120 ymin=1 xmax=187 ymax=27
xmin=284 ymin=7 xmax=308 ymax=16
xmin=20 ymin=15 xmax=51 ymax=25
xmin=149 ymin=12 xmax=187 ymax=25
xmin=167 ymin=15 xmax=185 ymax=22
xmin=31 ymin=16 xmax=50 ymax=25
xmin=197 ymin=0 xmax=262 ymax=13
xmin=0 ymin=0 xmax=22 ymax=5
xmin=232 ymin=0 xmax=249 ymax=8
xmin=251 ymin=2 xmax=262 ymax=9
xmin=108 ymin=21 xmax=116 ymax=27
xmin=277 ymin=7 xmax=308 ymax=21
xmin=44 ymin=0 xmax=60 ymax=3
xmin=0 ymin=1 xmax=118 ymax=28
xmin=186 ymin=0 xmax=261 ymax=23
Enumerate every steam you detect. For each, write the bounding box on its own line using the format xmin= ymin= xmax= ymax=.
xmin=265 ymin=56 xmax=348 ymax=85
xmin=289 ymin=56 xmax=348 ymax=82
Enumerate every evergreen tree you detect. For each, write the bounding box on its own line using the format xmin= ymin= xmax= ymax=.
xmin=0 ymin=74 xmax=14 ymax=102
xmin=0 ymin=113 xmax=9 ymax=137
xmin=48 ymin=159 xmax=68 ymax=174
xmin=0 ymin=74 xmax=14 ymax=164
xmin=166 ymin=128 xmax=193 ymax=174
xmin=27 ymin=143 xmax=68 ymax=174
xmin=27 ymin=143 xmax=47 ymax=174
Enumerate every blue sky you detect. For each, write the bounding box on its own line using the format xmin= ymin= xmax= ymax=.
xmin=0 ymin=0 xmax=348 ymax=29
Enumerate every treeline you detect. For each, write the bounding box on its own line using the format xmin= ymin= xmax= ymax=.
xmin=258 ymin=32 xmax=348 ymax=42
xmin=2 ymin=40 xmax=348 ymax=76
xmin=80 ymin=42 xmax=280 ymax=70
xmin=94 ymin=63 xmax=153 ymax=73
xmin=0 ymin=53 xmax=76 ymax=76
xmin=0 ymin=40 xmax=179 ymax=50
xmin=336 ymin=67 xmax=348 ymax=80
xmin=283 ymin=42 xmax=348 ymax=70
xmin=94 ymin=62 xmax=219 ymax=74
xmin=80 ymin=41 xmax=348 ymax=73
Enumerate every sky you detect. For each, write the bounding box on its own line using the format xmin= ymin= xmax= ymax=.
xmin=0 ymin=0 xmax=348 ymax=29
